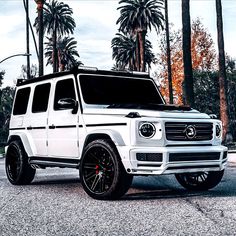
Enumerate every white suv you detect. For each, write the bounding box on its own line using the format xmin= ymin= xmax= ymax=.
xmin=5 ymin=67 xmax=228 ymax=199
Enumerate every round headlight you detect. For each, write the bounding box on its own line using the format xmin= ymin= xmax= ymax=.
xmin=216 ymin=124 xmax=222 ymax=138
xmin=139 ymin=122 xmax=156 ymax=138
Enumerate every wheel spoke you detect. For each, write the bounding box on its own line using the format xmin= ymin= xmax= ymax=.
xmin=91 ymin=174 xmax=101 ymax=191
xmin=83 ymin=163 xmax=97 ymax=170
xmin=85 ymin=172 xmax=96 ymax=182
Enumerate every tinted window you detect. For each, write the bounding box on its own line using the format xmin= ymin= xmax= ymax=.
xmin=54 ymin=79 xmax=76 ymax=110
xmin=79 ymin=75 xmax=163 ymax=105
xmin=13 ymin=87 xmax=31 ymax=115
xmin=32 ymin=83 xmax=51 ymax=113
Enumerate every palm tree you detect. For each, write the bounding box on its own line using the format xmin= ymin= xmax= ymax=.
xmin=34 ymin=0 xmax=76 ymax=72
xmin=45 ymin=36 xmax=81 ymax=71
xmin=216 ymin=0 xmax=229 ymax=141
xmin=164 ymin=0 xmax=173 ymax=104
xmin=111 ymin=33 xmax=137 ymax=71
xmin=116 ymin=0 xmax=164 ymax=72
xmin=182 ymin=0 xmax=194 ymax=107
xmin=111 ymin=33 xmax=155 ymax=71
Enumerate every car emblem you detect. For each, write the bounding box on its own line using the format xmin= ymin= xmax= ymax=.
xmin=185 ymin=125 xmax=196 ymax=139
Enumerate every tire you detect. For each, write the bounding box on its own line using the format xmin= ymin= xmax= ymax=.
xmin=175 ymin=170 xmax=224 ymax=191
xmin=80 ymin=139 xmax=133 ymax=200
xmin=5 ymin=140 xmax=36 ymax=185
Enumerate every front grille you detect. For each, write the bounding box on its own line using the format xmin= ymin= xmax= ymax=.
xmin=165 ymin=122 xmax=213 ymax=141
xmin=169 ymin=152 xmax=221 ymax=162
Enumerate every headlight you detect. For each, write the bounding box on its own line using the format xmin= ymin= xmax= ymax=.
xmin=216 ymin=123 xmax=222 ymax=138
xmin=139 ymin=122 xmax=156 ymax=138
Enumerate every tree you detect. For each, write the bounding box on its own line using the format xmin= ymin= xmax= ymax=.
xmin=18 ymin=64 xmax=38 ymax=80
xmin=156 ymin=19 xmax=217 ymax=104
xmin=111 ymin=32 xmax=155 ymax=71
xmin=164 ymin=0 xmax=173 ymax=104
xmin=216 ymin=0 xmax=229 ymax=141
xmin=34 ymin=0 xmax=76 ymax=72
xmin=45 ymin=36 xmax=81 ymax=71
xmin=0 ymin=71 xmax=5 ymax=87
xmin=182 ymin=0 xmax=194 ymax=107
xmin=116 ymin=0 xmax=164 ymax=71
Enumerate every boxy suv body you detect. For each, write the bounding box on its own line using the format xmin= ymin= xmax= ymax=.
xmin=5 ymin=67 xmax=228 ymax=199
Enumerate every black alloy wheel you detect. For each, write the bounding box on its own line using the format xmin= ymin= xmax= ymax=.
xmin=5 ymin=141 xmax=36 ymax=185
xmin=175 ymin=170 xmax=224 ymax=191
xmin=80 ymin=139 xmax=133 ymax=200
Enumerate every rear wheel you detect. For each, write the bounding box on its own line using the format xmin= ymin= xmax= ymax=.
xmin=175 ymin=170 xmax=224 ymax=191
xmin=5 ymin=140 xmax=36 ymax=185
xmin=80 ymin=139 xmax=133 ymax=200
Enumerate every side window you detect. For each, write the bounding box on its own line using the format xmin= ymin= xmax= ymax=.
xmin=32 ymin=83 xmax=51 ymax=113
xmin=54 ymin=79 xmax=76 ymax=110
xmin=13 ymin=87 xmax=31 ymax=115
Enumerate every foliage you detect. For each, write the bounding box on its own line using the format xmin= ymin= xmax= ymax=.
xmin=111 ymin=33 xmax=155 ymax=71
xmin=156 ymin=19 xmax=217 ymax=104
xmin=34 ymin=0 xmax=76 ymax=72
xmin=0 ymin=71 xmax=4 ymax=87
xmin=18 ymin=64 xmax=38 ymax=80
xmin=193 ymin=71 xmax=220 ymax=117
xmin=116 ymin=0 xmax=164 ymax=71
xmin=45 ymin=36 xmax=81 ymax=71
xmin=0 ymin=72 xmax=15 ymax=145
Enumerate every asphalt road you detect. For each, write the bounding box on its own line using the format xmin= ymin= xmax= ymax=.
xmin=1 ymin=158 xmax=236 ymax=236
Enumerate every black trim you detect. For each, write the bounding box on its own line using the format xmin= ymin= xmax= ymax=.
xmin=9 ymin=128 xmax=26 ymax=131
xmin=27 ymin=126 xmax=46 ymax=130
xmin=29 ymin=156 xmax=80 ymax=168
xmin=167 ymin=165 xmax=220 ymax=170
xmin=55 ymin=125 xmax=77 ymax=129
xmin=86 ymin=123 xmax=127 ymax=127
xmin=17 ymin=68 xmax=150 ymax=87
xmin=79 ymin=125 xmax=83 ymax=128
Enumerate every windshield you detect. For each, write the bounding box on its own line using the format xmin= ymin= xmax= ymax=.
xmin=79 ymin=74 xmax=164 ymax=108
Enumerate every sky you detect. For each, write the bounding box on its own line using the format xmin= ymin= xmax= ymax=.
xmin=0 ymin=0 xmax=236 ymax=87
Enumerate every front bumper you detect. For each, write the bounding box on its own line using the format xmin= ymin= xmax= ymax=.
xmin=121 ymin=145 xmax=228 ymax=175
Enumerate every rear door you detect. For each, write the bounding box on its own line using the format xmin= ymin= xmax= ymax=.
xmin=47 ymin=76 xmax=79 ymax=158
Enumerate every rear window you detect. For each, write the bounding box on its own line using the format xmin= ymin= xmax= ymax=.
xmin=32 ymin=83 xmax=51 ymax=113
xmin=79 ymin=75 xmax=163 ymax=105
xmin=13 ymin=87 xmax=31 ymax=115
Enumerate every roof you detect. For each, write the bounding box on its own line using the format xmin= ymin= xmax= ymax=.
xmin=16 ymin=67 xmax=151 ymax=87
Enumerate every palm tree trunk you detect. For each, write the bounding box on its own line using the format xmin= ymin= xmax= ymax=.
xmin=135 ymin=33 xmax=140 ymax=71
xmin=165 ymin=0 xmax=173 ymax=104
xmin=138 ymin=31 xmax=146 ymax=72
xmin=216 ymin=0 xmax=229 ymax=141
xmin=35 ymin=0 xmax=44 ymax=76
xmin=182 ymin=0 xmax=194 ymax=107
xmin=52 ymin=30 xmax=58 ymax=72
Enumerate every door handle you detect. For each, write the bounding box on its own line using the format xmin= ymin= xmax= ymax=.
xmin=49 ymin=125 xmax=56 ymax=129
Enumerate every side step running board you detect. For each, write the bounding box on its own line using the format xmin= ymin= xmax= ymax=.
xmin=29 ymin=156 xmax=80 ymax=169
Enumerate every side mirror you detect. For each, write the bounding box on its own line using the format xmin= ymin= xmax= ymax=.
xmin=57 ymin=98 xmax=78 ymax=114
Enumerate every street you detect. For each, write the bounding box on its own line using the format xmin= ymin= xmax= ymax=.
xmin=1 ymin=157 xmax=236 ymax=236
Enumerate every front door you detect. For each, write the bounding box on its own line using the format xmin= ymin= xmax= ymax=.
xmin=47 ymin=76 xmax=79 ymax=158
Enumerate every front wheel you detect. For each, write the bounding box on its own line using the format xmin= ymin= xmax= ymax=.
xmin=80 ymin=139 xmax=133 ymax=200
xmin=5 ymin=140 xmax=36 ymax=185
xmin=175 ymin=170 xmax=224 ymax=191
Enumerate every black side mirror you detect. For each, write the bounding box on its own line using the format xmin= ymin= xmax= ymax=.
xmin=57 ymin=98 xmax=78 ymax=114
